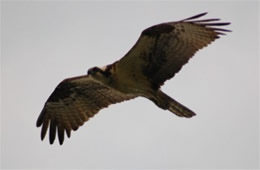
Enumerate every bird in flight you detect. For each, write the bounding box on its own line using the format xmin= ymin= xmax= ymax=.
xmin=36 ymin=12 xmax=230 ymax=145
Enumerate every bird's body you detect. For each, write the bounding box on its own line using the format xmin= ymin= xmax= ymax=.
xmin=36 ymin=12 xmax=231 ymax=145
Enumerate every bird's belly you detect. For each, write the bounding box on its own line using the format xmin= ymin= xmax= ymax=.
xmin=114 ymin=75 xmax=153 ymax=96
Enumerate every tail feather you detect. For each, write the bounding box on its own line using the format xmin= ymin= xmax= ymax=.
xmin=154 ymin=90 xmax=196 ymax=118
xmin=168 ymin=98 xmax=196 ymax=118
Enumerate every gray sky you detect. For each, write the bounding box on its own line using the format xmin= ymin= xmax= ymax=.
xmin=1 ymin=1 xmax=259 ymax=169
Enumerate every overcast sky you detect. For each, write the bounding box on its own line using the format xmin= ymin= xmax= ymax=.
xmin=1 ymin=1 xmax=259 ymax=169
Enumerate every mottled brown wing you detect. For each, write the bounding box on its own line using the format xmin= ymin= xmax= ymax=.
xmin=118 ymin=12 xmax=231 ymax=89
xmin=36 ymin=75 xmax=136 ymax=145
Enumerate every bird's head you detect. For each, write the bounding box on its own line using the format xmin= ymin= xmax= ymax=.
xmin=87 ymin=66 xmax=103 ymax=75
xmin=87 ymin=65 xmax=112 ymax=83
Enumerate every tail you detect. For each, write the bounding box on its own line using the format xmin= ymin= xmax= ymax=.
xmin=152 ymin=90 xmax=196 ymax=118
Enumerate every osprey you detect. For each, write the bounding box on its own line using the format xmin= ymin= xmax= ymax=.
xmin=36 ymin=12 xmax=230 ymax=145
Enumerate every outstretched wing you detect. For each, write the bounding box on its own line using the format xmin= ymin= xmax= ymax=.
xmin=117 ymin=12 xmax=231 ymax=89
xmin=36 ymin=75 xmax=136 ymax=145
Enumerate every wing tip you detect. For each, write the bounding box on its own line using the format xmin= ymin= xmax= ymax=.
xmin=181 ymin=12 xmax=231 ymax=29
xmin=182 ymin=12 xmax=232 ymax=35
xmin=58 ymin=127 xmax=65 ymax=145
xmin=49 ymin=119 xmax=57 ymax=144
xmin=182 ymin=12 xmax=208 ymax=21
xmin=36 ymin=109 xmax=45 ymax=127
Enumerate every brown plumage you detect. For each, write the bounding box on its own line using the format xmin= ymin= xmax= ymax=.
xmin=36 ymin=12 xmax=231 ymax=145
